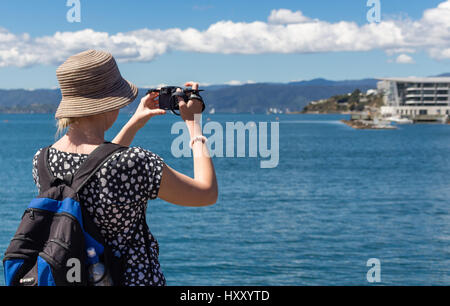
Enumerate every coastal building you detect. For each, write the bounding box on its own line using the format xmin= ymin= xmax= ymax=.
xmin=366 ymin=89 xmax=378 ymax=96
xmin=377 ymin=77 xmax=450 ymax=120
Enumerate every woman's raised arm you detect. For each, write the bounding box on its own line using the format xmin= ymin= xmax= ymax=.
xmin=157 ymin=82 xmax=218 ymax=207
xmin=112 ymin=91 xmax=165 ymax=147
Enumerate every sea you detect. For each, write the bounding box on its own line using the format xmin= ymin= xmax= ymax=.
xmin=0 ymin=113 xmax=449 ymax=286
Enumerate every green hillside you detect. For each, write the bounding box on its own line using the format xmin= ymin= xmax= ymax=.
xmin=301 ymin=89 xmax=385 ymax=114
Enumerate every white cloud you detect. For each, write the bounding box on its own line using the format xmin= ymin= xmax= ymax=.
xmin=1 ymin=2 xmax=450 ymax=68
xmin=140 ymin=83 xmax=168 ymax=89
xmin=268 ymin=9 xmax=311 ymax=24
xmin=385 ymin=48 xmax=416 ymax=56
xmin=395 ymin=54 xmax=415 ymax=64
xmin=0 ymin=28 xmax=168 ymax=67
xmin=140 ymin=82 xmax=211 ymax=88
xmin=224 ymin=80 xmax=256 ymax=86
xmin=428 ymin=48 xmax=450 ymax=60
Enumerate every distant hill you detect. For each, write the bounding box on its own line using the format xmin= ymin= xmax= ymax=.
xmin=288 ymin=78 xmax=378 ymax=87
xmin=0 ymin=89 xmax=61 ymax=113
xmin=198 ymin=79 xmax=378 ymax=113
xmin=0 ymin=77 xmax=380 ymax=114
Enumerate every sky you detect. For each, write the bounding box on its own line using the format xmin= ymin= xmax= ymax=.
xmin=0 ymin=0 xmax=449 ymax=89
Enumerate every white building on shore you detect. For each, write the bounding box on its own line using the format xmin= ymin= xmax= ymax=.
xmin=377 ymin=77 xmax=450 ymax=118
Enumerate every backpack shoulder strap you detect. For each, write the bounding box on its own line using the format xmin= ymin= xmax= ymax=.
xmin=70 ymin=142 xmax=127 ymax=193
xmin=36 ymin=146 xmax=54 ymax=193
xmin=36 ymin=142 xmax=127 ymax=193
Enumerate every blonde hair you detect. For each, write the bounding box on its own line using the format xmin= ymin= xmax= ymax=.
xmin=55 ymin=118 xmax=78 ymax=138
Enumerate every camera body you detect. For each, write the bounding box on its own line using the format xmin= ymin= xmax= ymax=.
xmin=147 ymin=86 xmax=205 ymax=115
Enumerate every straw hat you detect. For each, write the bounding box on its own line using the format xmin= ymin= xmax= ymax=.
xmin=55 ymin=50 xmax=138 ymax=119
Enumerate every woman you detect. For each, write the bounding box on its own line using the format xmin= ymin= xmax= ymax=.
xmin=31 ymin=50 xmax=218 ymax=286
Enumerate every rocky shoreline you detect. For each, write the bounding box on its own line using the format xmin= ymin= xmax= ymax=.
xmin=341 ymin=119 xmax=397 ymax=130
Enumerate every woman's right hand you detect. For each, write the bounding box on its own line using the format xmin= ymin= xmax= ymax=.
xmin=112 ymin=91 xmax=165 ymax=147
xmin=131 ymin=91 xmax=166 ymax=129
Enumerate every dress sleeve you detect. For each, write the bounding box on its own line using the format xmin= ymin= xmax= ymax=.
xmin=32 ymin=149 xmax=43 ymax=192
xmin=133 ymin=147 xmax=164 ymax=200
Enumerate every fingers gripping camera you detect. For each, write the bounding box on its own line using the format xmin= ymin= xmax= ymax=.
xmin=147 ymin=86 xmax=206 ymax=115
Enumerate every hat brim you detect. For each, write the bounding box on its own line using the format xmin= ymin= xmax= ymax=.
xmin=55 ymin=78 xmax=138 ymax=119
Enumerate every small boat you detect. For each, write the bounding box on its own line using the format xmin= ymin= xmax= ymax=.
xmin=386 ymin=116 xmax=413 ymax=124
xmin=372 ymin=123 xmax=397 ymax=129
xmin=266 ymin=108 xmax=283 ymax=115
xmin=372 ymin=118 xmax=397 ymax=129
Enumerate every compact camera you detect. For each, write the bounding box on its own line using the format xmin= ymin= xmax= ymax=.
xmin=147 ymin=86 xmax=205 ymax=115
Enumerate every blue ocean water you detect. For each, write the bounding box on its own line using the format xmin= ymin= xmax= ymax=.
xmin=0 ymin=113 xmax=449 ymax=286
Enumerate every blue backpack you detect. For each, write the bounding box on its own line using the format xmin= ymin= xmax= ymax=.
xmin=3 ymin=142 xmax=127 ymax=286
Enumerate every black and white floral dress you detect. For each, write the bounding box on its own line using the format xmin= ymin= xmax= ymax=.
xmin=32 ymin=146 xmax=166 ymax=286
